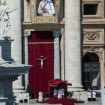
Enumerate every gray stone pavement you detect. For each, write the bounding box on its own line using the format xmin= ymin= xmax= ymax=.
xmin=18 ymin=97 xmax=101 ymax=105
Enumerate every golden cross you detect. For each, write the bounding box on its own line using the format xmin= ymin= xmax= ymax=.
xmin=37 ymin=56 xmax=47 ymax=72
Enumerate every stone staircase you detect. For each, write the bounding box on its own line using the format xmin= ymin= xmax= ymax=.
xmin=18 ymin=98 xmax=101 ymax=105
xmin=75 ymin=103 xmax=101 ymax=105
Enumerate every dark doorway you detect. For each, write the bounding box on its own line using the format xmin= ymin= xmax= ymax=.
xmin=82 ymin=53 xmax=100 ymax=90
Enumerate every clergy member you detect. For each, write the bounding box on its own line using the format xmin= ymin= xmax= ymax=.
xmin=38 ymin=0 xmax=55 ymax=16
xmin=53 ymin=88 xmax=58 ymax=99
xmin=19 ymin=92 xmax=23 ymax=103
xmin=61 ymin=87 xmax=65 ymax=99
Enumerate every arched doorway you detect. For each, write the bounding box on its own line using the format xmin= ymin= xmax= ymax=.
xmin=82 ymin=53 xmax=100 ymax=90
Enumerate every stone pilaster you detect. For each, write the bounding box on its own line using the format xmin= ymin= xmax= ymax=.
xmin=65 ymin=0 xmax=83 ymax=91
xmin=7 ymin=0 xmax=24 ymax=97
xmin=61 ymin=28 xmax=65 ymax=80
xmin=24 ymin=31 xmax=31 ymax=89
xmin=53 ymin=30 xmax=61 ymax=79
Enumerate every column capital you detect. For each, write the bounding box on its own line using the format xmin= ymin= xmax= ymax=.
xmin=24 ymin=31 xmax=31 ymax=37
xmin=53 ymin=30 xmax=61 ymax=38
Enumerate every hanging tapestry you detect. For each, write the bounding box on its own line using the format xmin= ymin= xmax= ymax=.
xmin=30 ymin=0 xmax=61 ymax=24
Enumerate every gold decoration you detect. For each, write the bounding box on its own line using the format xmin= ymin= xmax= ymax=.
xmin=30 ymin=0 xmax=61 ymax=24
xmin=28 ymin=42 xmax=54 ymax=44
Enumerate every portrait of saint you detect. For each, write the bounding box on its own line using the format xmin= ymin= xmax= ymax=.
xmin=37 ymin=0 xmax=55 ymax=16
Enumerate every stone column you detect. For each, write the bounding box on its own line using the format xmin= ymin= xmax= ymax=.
xmin=65 ymin=0 xmax=83 ymax=91
xmin=61 ymin=28 xmax=65 ymax=80
xmin=24 ymin=31 xmax=31 ymax=89
xmin=53 ymin=31 xmax=61 ymax=79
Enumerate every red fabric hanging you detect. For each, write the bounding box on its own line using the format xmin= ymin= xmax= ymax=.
xmin=28 ymin=31 xmax=54 ymax=98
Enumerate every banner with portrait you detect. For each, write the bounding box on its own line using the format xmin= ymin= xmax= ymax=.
xmin=30 ymin=0 xmax=61 ymax=24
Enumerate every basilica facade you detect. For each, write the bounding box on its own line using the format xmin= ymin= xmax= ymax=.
xmin=22 ymin=0 xmax=105 ymax=98
xmin=0 ymin=0 xmax=105 ymax=99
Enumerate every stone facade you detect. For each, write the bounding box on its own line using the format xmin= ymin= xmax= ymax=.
xmin=22 ymin=0 xmax=105 ymax=90
xmin=1 ymin=0 xmax=105 ymax=101
xmin=82 ymin=0 xmax=105 ymax=89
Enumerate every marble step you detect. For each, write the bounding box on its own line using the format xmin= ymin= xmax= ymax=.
xmin=75 ymin=103 xmax=101 ymax=105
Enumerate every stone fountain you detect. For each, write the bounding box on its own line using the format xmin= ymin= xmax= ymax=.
xmin=0 ymin=37 xmax=31 ymax=105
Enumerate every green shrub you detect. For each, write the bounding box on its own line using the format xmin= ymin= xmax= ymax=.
xmin=26 ymin=84 xmax=33 ymax=97
xmin=67 ymin=91 xmax=73 ymax=98
xmin=43 ymin=92 xmax=49 ymax=98
xmin=36 ymin=99 xmax=38 ymax=102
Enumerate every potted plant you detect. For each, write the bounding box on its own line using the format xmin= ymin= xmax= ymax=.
xmin=43 ymin=92 xmax=49 ymax=101
xmin=67 ymin=91 xmax=73 ymax=98
xmin=26 ymin=84 xmax=33 ymax=99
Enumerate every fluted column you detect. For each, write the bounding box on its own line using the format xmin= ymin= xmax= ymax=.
xmin=53 ymin=31 xmax=61 ymax=79
xmin=65 ymin=0 xmax=83 ymax=91
xmin=24 ymin=31 xmax=31 ymax=89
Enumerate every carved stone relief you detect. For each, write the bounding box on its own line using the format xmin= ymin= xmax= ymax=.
xmin=82 ymin=29 xmax=104 ymax=45
xmin=83 ymin=47 xmax=104 ymax=60
xmin=83 ymin=31 xmax=100 ymax=41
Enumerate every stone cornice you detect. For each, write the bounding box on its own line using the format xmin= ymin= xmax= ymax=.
xmin=22 ymin=22 xmax=64 ymax=31
xmin=83 ymin=43 xmax=105 ymax=47
xmin=82 ymin=20 xmax=105 ymax=25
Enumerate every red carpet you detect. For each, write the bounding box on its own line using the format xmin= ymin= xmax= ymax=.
xmin=38 ymin=98 xmax=84 ymax=105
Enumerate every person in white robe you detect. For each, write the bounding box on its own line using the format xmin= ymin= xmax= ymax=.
xmin=38 ymin=0 xmax=55 ymax=16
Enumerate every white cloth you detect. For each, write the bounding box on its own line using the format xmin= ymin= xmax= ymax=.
xmin=88 ymin=92 xmax=92 ymax=98
xmin=92 ymin=92 xmax=96 ymax=98
xmin=53 ymin=89 xmax=58 ymax=95
xmin=38 ymin=0 xmax=55 ymax=16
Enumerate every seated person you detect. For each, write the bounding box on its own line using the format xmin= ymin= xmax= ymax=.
xmin=61 ymin=87 xmax=65 ymax=99
xmin=19 ymin=92 xmax=23 ymax=103
xmin=23 ymin=92 xmax=28 ymax=103
xmin=53 ymin=88 xmax=58 ymax=99
xmin=58 ymin=89 xmax=62 ymax=99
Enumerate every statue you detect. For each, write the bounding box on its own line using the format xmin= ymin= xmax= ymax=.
xmin=37 ymin=56 xmax=47 ymax=72
xmin=38 ymin=91 xmax=43 ymax=102
xmin=0 ymin=0 xmax=16 ymax=38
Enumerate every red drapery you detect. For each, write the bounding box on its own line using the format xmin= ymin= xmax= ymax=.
xmin=28 ymin=31 xmax=54 ymax=98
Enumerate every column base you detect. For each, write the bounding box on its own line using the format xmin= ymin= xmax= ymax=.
xmin=0 ymin=96 xmax=15 ymax=105
xmin=72 ymin=91 xmax=88 ymax=103
xmin=13 ymin=89 xmax=25 ymax=103
xmin=67 ymin=85 xmax=84 ymax=91
xmin=13 ymin=85 xmax=24 ymax=90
